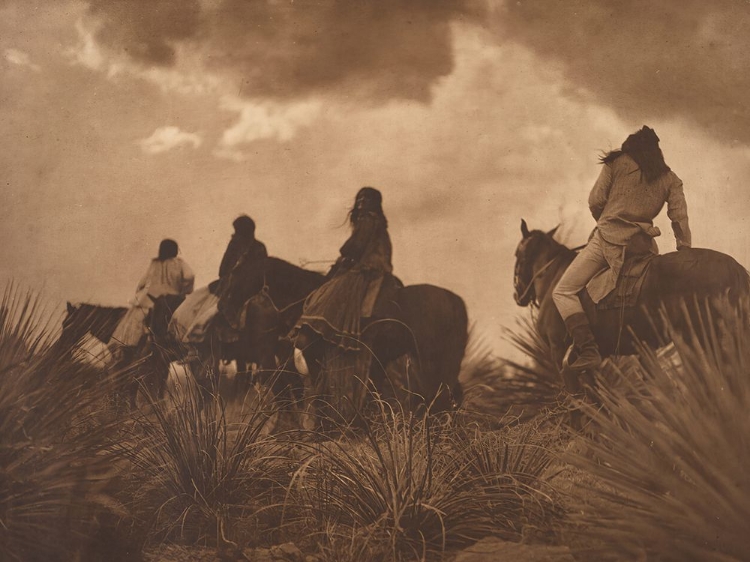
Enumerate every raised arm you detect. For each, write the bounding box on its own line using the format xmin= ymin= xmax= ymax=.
xmin=666 ymin=176 xmax=691 ymax=250
xmin=588 ymin=164 xmax=613 ymax=221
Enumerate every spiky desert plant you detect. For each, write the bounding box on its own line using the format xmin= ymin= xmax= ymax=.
xmin=119 ymin=373 xmax=296 ymax=552
xmin=0 ymin=284 xmax=136 ymax=562
xmin=491 ymin=315 xmax=566 ymax=422
xmin=294 ymin=398 xmax=562 ymax=562
xmin=564 ymin=298 xmax=750 ymax=561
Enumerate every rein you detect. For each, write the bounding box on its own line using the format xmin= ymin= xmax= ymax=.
xmin=516 ymin=256 xmax=560 ymax=306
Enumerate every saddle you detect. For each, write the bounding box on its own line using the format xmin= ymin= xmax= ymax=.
xmin=587 ymin=232 xmax=656 ymax=311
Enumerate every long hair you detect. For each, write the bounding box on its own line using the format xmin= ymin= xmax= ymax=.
xmin=600 ymin=125 xmax=671 ymax=183
xmin=349 ymin=186 xmax=387 ymax=227
xmin=157 ymin=239 xmax=178 ymax=261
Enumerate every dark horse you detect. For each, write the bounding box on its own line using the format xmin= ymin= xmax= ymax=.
xmin=513 ymin=220 xmax=750 ymax=373
xmin=58 ymin=302 xmax=127 ymax=353
xmin=219 ymin=255 xmax=469 ymax=416
xmin=216 ymin=256 xmax=327 ymax=401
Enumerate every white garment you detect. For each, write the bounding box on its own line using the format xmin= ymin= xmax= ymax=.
xmin=169 ymin=285 xmax=219 ymax=343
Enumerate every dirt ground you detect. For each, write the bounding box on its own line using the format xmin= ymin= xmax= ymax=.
xmin=144 ymin=538 xmax=577 ymax=562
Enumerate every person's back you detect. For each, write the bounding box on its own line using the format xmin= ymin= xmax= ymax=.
xmin=552 ymin=125 xmax=691 ymax=371
xmin=292 ymin=187 xmax=393 ymax=352
xmin=595 ymin=154 xmax=684 ymax=245
xmin=112 ymin=238 xmax=194 ymax=351
xmin=139 ymin=256 xmax=195 ymax=298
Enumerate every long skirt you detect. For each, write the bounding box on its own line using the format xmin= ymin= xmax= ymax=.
xmin=295 ymin=269 xmax=373 ymax=351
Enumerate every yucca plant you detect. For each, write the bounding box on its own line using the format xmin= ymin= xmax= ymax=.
xmin=293 ymin=397 xmax=563 ymax=561
xmin=493 ymin=315 xmax=566 ymax=423
xmin=119 ymin=373 xmax=296 ymax=554
xmin=0 ymin=284 xmax=137 ymax=562
xmin=564 ymin=297 xmax=750 ymax=561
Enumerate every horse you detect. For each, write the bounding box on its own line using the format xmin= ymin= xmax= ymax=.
xmin=59 ymin=299 xmax=183 ymax=411
xmin=57 ymin=302 xmax=128 ymax=359
xmin=216 ymin=256 xmax=327 ymax=402
xmin=513 ymin=219 xmax=750 ymax=375
xmin=219 ymin=255 xmax=469 ymax=421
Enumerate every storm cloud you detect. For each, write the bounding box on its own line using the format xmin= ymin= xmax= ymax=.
xmin=84 ymin=0 xmax=482 ymax=102
xmin=494 ymin=0 xmax=750 ymax=144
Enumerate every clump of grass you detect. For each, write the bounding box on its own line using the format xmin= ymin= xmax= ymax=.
xmin=564 ymin=298 xmax=750 ymax=561
xmin=293 ymin=399 xmax=562 ymax=561
xmin=0 ymin=284 xmax=137 ymax=562
xmin=119 ymin=374 xmax=296 ymax=553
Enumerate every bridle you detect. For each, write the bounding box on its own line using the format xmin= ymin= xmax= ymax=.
xmin=514 ymin=237 xmax=583 ymax=307
xmin=514 ymin=256 xmax=558 ymax=307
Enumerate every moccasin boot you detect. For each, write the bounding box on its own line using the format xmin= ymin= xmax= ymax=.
xmin=564 ymin=312 xmax=602 ymax=371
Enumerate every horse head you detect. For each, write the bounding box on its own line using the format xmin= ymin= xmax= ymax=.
xmin=58 ymin=302 xmax=80 ymax=347
xmin=513 ymin=219 xmax=560 ymax=307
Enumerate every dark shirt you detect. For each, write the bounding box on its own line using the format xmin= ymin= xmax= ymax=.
xmin=219 ymin=235 xmax=268 ymax=278
xmin=339 ymin=212 xmax=393 ymax=274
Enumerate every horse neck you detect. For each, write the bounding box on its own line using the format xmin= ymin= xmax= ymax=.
xmin=68 ymin=305 xmax=125 ymax=344
xmin=534 ymin=245 xmax=575 ymax=304
xmin=267 ymin=262 xmax=325 ymax=308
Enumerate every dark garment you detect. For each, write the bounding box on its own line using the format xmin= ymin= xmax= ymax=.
xmin=339 ymin=212 xmax=393 ymax=274
xmin=295 ymin=212 xmax=393 ymax=350
xmin=213 ymin=236 xmax=268 ymax=296
xmin=219 ymin=235 xmax=268 ymax=279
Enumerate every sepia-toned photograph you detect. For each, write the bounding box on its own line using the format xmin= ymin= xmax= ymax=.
xmin=1 ymin=1 xmax=749 ymax=561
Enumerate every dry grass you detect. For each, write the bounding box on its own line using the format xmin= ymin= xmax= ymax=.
xmin=291 ymin=400 xmax=563 ymax=562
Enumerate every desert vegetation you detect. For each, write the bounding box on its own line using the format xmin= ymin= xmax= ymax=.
xmin=1 ymin=284 xmax=749 ymax=561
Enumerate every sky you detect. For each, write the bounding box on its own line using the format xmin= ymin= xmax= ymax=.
xmin=2 ymin=0 xmax=750 ymax=356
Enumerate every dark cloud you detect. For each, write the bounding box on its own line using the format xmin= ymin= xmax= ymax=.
xmin=84 ymin=0 xmax=481 ymax=102
xmin=88 ymin=0 xmax=202 ymax=65
xmin=494 ymin=0 xmax=750 ymax=144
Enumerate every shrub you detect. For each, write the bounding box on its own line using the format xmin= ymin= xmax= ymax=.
xmin=119 ymin=375 xmax=295 ymax=553
xmin=564 ymin=299 xmax=750 ymax=561
xmin=293 ymin=400 xmax=562 ymax=561
xmin=0 ymin=285 xmax=137 ymax=562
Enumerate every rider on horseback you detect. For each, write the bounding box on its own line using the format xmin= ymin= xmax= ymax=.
xmin=217 ymin=215 xmax=268 ymax=289
xmin=292 ymin=187 xmax=394 ymax=352
xmin=170 ymin=215 xmax=267 ymax=346
xmin=111 ymin=239 xmax=195 ymax=351
xmin=552 ymin=126 xmax=692 ymax=370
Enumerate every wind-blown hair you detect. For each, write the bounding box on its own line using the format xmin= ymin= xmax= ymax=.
xmin=600 ymin=125 xmax=671 ymax=183
xmin=349 ymin=186 xmax=387 ymax=226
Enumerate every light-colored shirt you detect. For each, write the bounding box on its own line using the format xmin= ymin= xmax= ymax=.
xmin=136 ymin=257 xmax=195 ymax=299
xmin=588 ymin=154 xmax=691 ymax=249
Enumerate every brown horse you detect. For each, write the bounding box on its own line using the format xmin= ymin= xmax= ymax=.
xmin=218 ymin=255 xmax=469 ymax=417
xmin=215 ymin=256 xmax=327 ymax=401
xmin=513 ymin=219 xmax=750 ymax=371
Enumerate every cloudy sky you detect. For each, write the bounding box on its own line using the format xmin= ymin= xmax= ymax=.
xmin=2 ymin=0 xmax=750 ymax=355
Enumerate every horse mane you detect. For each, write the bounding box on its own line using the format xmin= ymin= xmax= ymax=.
xmin=529 ymin=230 xmax=577 ymax=265
xmin=62 ymin=302 xmax=128 ymax=345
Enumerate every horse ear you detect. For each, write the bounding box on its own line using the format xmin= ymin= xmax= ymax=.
xmin=521 ymin=219 xmax=530 ymax=238
xmin=66 ymin=301 xmax=75 ymax=314
xmin=547 ymin=225 xmax=560 ymax=239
